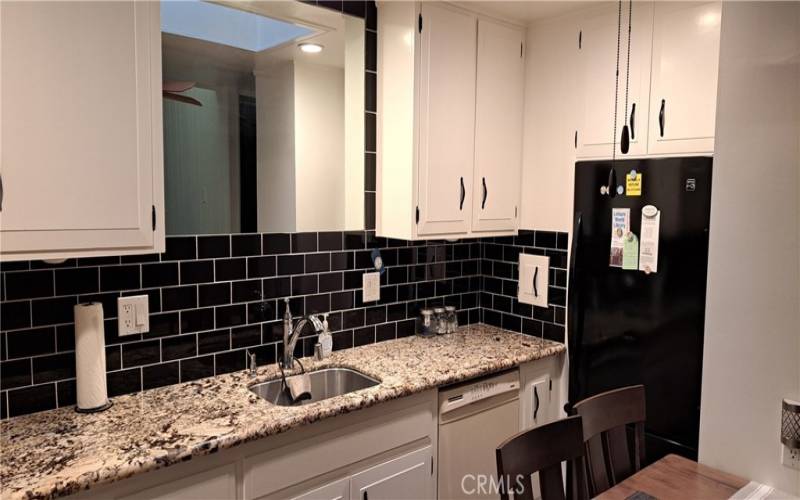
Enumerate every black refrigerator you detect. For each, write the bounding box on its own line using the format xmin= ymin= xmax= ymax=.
xmin=567 ymin=156 xmax=713 ymax=462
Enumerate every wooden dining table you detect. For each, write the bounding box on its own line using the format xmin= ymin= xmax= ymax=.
xmin=595 ymin=454 xmax=750 ymax=500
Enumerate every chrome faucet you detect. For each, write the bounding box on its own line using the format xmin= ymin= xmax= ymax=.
xmin=282 ymin=298 xmax=325 ymax=368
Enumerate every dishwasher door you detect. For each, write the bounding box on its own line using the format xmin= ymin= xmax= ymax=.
xmin=438 ymin=371 xmax=520 ymax=500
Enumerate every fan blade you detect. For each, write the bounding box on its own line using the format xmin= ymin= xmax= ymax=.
xmin=163 ymin=80 xmax=196 ymax=93
xmin=163 ymin=91 xmax=202 ymax=106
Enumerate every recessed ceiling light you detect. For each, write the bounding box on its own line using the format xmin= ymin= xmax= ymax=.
xmin=299 ymin=43 xmax=323 ymax=54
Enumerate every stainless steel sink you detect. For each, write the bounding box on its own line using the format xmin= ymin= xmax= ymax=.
xmin=249 ymin=367 xmax=380 ymax=406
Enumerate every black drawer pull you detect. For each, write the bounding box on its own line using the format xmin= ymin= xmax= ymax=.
xmin=481 ymin=177 xmax=487 ymax=209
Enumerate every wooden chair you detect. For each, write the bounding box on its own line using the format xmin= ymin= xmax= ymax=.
xmin=495 ymin=416 xmax=589 ymax=500
xmin=572 ymin=385 xmax=646 ymax=496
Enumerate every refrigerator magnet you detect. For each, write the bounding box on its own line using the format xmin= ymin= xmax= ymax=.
xmin=622 ymin=232 xmax=639 ymax=270
xmin=626 ymin=170 xmax=642 ymax=196
xmin=610 ymin=208 xmax=630 ymax=268
xmin=639 ymin=205 xmax=661 ymax=274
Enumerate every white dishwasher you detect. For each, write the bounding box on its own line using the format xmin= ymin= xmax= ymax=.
xmin=437 ymin=370 xmax=520 ymax=500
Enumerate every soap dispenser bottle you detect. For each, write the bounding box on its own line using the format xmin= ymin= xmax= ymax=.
xmin=318 ymin=313 xmax=332 ymax=358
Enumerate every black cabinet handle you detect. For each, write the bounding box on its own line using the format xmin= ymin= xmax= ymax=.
xmin=364 ymin=492 xmax=368 ymax=500
xmin=481 ymin=177 xmax=487 ymax=209
xmin=534 ymin=386 xmax=540 ymax=420
xmin=0 ymin=173 xmax=4 ymax=211
xmin=659 ymin=99 xmax=665 ymax=137
xmin=459 ymin=177 xmax=465 ymax=210
xmin=533 ymin=266 xmax=539 ymax=297
xmin=630 ymin=102 xmax=636 ymax=140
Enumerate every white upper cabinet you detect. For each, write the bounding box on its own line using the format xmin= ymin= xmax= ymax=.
xmin=472 ymin=19 xmax=525 ymax=233
xmin=577 ymin=2 xmax=653 ymax=158
xmin=416 ymin=3 xmax=476 ymax=236
xmin=377 ymin=2 xmax=525 ymax=240
xmin=576 ymin=1 xmax=721 ymax=159
xmin=648 ymin=2 xmax=722 ymax=155
xmin=0 ymin=1 xmax=164 ymax=261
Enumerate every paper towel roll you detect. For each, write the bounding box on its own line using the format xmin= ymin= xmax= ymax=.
xmin=74 ymin=302 xmax=111 ymax=412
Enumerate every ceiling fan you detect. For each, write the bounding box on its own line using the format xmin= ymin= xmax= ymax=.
xmin=163 ymin=81 xmax=202 ymax=106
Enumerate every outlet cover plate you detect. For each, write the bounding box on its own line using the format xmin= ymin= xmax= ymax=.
xmin=118 ymin=295 xmax=149 ymax=336
xmin=782 ymin=445 xmax=800 ymax=470
xmin=362 ymin=272 xmax=380 ymax=302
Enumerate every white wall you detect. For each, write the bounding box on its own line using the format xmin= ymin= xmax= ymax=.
xmin=294 ymin=61 xmax=345 ymax=232
xmin=163 ymin=86 xmax=235 ymax=235
xmin=699 ymin=2 xmax=800 ymax=493
xmin=519 ymin=13 xmax=580 ymax=233
xmin=344 ymin=15 xmax=366 ymax=231
xmin=255 ymin=62 xmax=297 ymax=233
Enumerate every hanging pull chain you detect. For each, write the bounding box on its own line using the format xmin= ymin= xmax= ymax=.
xmin=620 ymin=0 xmax=633 ymax=154
xmin=611 ymin=0 xmax=622 ymax=165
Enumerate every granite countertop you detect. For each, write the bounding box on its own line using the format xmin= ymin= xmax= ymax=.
xmin=0 ymin=324 xmax=565 ymax=500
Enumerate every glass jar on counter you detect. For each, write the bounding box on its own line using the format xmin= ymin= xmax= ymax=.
xmin=433 ymin=307 xmax=447 ymax=335
xmin=445 ymin=306 xmax=458 ymax=333
xmin=417 ymin=308 xmax=435 ymax=337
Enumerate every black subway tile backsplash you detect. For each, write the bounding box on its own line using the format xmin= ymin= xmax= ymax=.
xmin=232 ymin=234 xmax=262 ymax=257
xmin=8 ymin=384 xmax=55 ymax=418
xmin=100 ymin=265 xmax=141 ymax=292
xmin=262 ymin=233 xmax=291 ymax=255
xmin=143 ymin=362 xmax=179 ymax=390
xmin=180 ymin=260 xmax=214 ymax=285
xmin=0 ymin=0 xmax=563 ymax=419
xmin=6 ymin=270 xmax=54 ymax=300
xmin=198 ymin=235 xmax=230 ymax=259
xmin=55 ymin=267 xmax=98 ymax=296
xmin=142 ymin=263 xmax=179 ymax=288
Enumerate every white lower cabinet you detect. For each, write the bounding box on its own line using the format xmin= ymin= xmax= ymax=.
xmin=118 ymin=465 xmax=237 ymax=500
xmin=291 ymin=477 xmax=350 ymax=500
xmin=350 ymin=446 xmax=433 ymax=500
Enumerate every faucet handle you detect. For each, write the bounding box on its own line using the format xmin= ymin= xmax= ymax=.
xmin=283 ymin=297 xmax=292 ymax=319
xmin=248 ymin=350 xmax=257 ymax=375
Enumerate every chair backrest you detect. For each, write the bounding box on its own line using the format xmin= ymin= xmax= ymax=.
xmin=495 ymin=416 xmax=589 ymax=500
xmin=573 ymin=385 xmax=646 ymax=496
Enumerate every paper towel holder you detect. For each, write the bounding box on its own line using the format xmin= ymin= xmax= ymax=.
xmin=76 ymin=400 xmax=113 ymax=413
xmin=781 ymin=399 xmax=800 ymax=449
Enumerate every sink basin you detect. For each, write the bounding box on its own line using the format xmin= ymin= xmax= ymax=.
xmin=249 ymin=367 xmax=380 ymax=406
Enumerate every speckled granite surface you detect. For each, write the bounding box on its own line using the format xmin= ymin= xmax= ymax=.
xmin=0 ymin=324 xmax=564 ymax=500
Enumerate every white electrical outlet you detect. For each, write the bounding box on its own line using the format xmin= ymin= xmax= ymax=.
xmin=782 ymin=445 xmax=800 ymax=470
xmin=362 ymin=272 xmax=381 ymax=302
xmin=118 ymin=295 xmax=149 ymax=336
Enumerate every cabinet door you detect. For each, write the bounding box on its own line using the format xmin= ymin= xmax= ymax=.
xmin=350 ymin=446 xmax=433 ymax=500
xmin=577 ymin=3 xmax=653 ymax=159
xmin=648 ymin=2 xmax=721 ymax=155
xmin=119 ymin=464 xmax=237 ymax=500
xmin=0 ymin=1 xmax=162 ymax=259
xmin=291 ymin=477 xmax=350 ymax=500
xmin=416 ymin=4 xmax=476 ymax=236
xmin=471 ymin=19 xmax=524 ymax=233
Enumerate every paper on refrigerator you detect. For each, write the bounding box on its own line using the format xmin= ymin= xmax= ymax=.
xmin=610 ymin=208 xmax=630 ymax=268
xmin=639 ymin=205 xmax=661 ymax=274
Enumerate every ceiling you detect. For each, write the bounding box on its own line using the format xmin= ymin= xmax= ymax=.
xmin=454 ymin=1 xmax=601 ymax=24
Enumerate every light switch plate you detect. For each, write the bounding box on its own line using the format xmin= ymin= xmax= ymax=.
xmin=518 ymin=253 xmax=549 ymax=307
xmin=362 ymin=272 xmax=381 ymax=302
xmin=118 ymin=295 xmax=149 ymax=336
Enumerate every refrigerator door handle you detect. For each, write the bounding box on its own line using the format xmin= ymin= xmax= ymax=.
xmin=565 ymin=211 xmax=582 ymax=414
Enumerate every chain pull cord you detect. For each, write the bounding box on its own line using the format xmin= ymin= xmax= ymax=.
xmin=611 ymin=0 xmax=622 ymax=166
xmin=620 ymin=0 xmax=633 ymax=154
